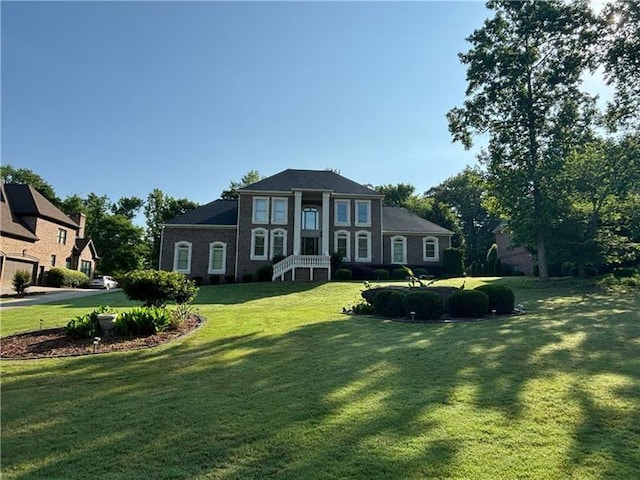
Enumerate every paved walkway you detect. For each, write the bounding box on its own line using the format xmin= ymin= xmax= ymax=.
xmin=0 ymin=286 xmax=118 ymax=308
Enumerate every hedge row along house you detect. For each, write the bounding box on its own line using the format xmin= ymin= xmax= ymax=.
xmin=160 ymin=169 xmax=454 ymax=282
xmin=0 ymin=183 xmax=99 ymax=289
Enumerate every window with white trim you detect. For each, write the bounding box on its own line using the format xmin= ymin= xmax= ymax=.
xmin=252 ymin=197 xmax=269 ymax=224
xmin=271 ymin=198 xmax=288 ymax=225
xmin=174 ymin=242 xmax=192 ymax=273
xmin=391 ymin=236 xmax=407 ymax=264
xmin=302 ymin=207 xmax=320 ymax=230
xmin=208 ymin=242 xmax=227 ymax=274
xmin=355 ymin=231 xmax=371 ymax=262
xmin=355 ymin=200 xmax=371 ymax=226
xmin=270 ymin=229 xmax=287 ymax=259
xmin=334 ymin=199 xmax=351 ymax=226
xmin=423 ymin=237 xmax=439 ymax=262
xmin=57 ymin=228 xmax=67 ymax=245
xmin=251 ymin=228 xmax=268 ymax=260
xmin=334 ymin=230 xmax=351 ymax=261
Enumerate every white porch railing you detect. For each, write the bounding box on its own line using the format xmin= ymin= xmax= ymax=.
xmin=272 ymin=255 xmax=331 ymax=281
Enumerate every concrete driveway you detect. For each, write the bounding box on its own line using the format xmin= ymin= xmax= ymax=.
xmin=0 ymin=286 xmax=119 ymax=309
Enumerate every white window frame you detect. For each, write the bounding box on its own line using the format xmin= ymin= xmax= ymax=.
xmin=174 ymin=241 xmax=192 ymax=273
xmin=252 ymin=197 xmax=269 ymax=224
xmin=270 ymin=228 xmax=287 ymax=259
xmin=250 ymin=228 xmax=268 ymax=260
xmin=334 ymin=199 xmax=351 ymax=226
xmin=391 ymin=236 xmax=407 ymax=264
xmin=423 ymin=236 xmax=440 ymax=262
xmin=271 ymin=197 xmax=288 ymax=225
xmin=355 ymin=230 xmax=371 ymax=263
xmin=208 ymin=242 xmax=227 ymax=274
xmin=355 ymin=200 xmax=371 ymax=227
xmin=334 ymin=230 xmax=351 ymax=262
xmin=57 ymin=228 xmax=67 ymax=245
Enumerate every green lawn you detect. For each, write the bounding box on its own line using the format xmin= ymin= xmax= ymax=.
xmin=1 ymin=278 xmax=639 ymax=479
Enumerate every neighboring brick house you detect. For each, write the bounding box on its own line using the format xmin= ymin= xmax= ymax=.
xmin=493 ymin=223 xmax=535 ymax=276
xmin=159 ymin=169 xmax=454 ymax=282
xmin=0 ymin=184 xmax=99 ymax=288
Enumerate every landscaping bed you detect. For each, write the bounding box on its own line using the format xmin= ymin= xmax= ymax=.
xmin=0 ymin=314 xmax=203 ymax=359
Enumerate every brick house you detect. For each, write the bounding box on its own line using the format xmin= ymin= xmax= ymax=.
xmin=0 ymin=183 xmax=99 ymax=288
xmin=493 ymin=223 xmax=535 ymax=276
xmin=159 ymin=169 xmax=454 ymax=282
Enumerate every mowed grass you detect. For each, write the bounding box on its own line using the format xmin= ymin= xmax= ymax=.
xmin=1 ymin=278 xmax=639 ymax=479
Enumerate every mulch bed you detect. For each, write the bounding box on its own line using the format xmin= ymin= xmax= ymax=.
xmin=0 ymin=315 xmax=204 ymax=360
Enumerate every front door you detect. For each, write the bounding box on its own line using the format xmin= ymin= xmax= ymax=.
xmin=301 ymin=236 xmax=319 ymax=255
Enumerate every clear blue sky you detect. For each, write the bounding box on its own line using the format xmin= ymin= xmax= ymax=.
xmin=1 ymin=1 xmax=607 ymax=208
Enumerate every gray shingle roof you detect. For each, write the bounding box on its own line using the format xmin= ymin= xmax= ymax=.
xmin=165 ymin=199 xmax=238 ymax=226
xmin=240 ymin=169 xmax=382 ymax=196
xmin=383 ymin=206 xmax=454 ymax=235
xmin=3 ymin=183 xmax=79 ymax=229
xmin=0 ymin=185 xmax=39 ymax=241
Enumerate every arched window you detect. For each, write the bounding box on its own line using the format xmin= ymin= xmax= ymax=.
xmin=334 ymin=230 xmax=351 ymax=261
xmin=355 ymin=231 xmax=371 ymax=262
xmin=174 ymin=241 xmax=192 ymax=273
xmin=251 ymin=228 xmax=268 ymax=260
xmin=208 ymin=242 xmax=226 ymax=274
xmin=423 ymin=237 xmax=440 ymax=262
xmin=270 ymin=229 xmax=287 ymax=259
xmin=391 ymin=236 xmax=407 ymax=264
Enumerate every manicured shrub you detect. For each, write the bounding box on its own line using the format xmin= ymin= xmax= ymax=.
xmin=447 ymin=290 xmax=489 ymax=318
xmin=272 ymin=254 xmax=286 ymax=265
xmin=191 ymin=276 xmax=203 ymax=286
xmin=46 ymin=267 xmax=90 ymax=288
xmin=352 ymin=300 xmax=375 ymax=315
xmin=257 ymin=265 xmax=273 ymax=282
xmin=373 ymin=268 xmax=390 ymax=280
xmin=209 ymin=275 xmax=221 ymax=285
xmin=392 ymin=268 xmax=408 ymax=280
xmin=474 ymin=284 xmax=515 ymax=314
xmin=371 ymin=288 xmax=406 ymax=317
xmin=242 ymin=273 xmax=254 ymax=283
xmin=413 ymin=268 xmax=429 ymax=278
xmin=403 ymin=290 xmax=445 ymax=320
xmin=336 ymin=268 xmax=353 ymax=281
xmin=443 ymin=248 xmax=464 ymax=277
xmin=65 ymin=306 xmax=111 ymax=339
xmin=115 ymin=306 xmax=172 ymax=336
xmin=12 ymin=270 xmax=31 ymax=295
xmin=486 ymin=244 xmax=499 ymax=276
xmin=341 ymin=263 xmax=374 ymax=280
xmin=121 ymin=269 xmax=199 ymax=307
xmin=224 ymin=275 xmax=235 ymax=284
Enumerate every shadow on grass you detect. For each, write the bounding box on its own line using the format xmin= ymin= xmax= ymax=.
xmin=1 ymin=289 xmax=639 ymax=479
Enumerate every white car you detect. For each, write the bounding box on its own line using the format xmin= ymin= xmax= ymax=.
xmin=90 ymin=275 xmax=118 ymax=289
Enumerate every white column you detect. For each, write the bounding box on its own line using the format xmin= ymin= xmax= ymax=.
xmin=321 ymin=192 xmax=330 ymax=256
xmin=293 ymin=191 xmax=302 ymax=255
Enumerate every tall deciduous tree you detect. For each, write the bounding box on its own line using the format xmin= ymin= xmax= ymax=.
xmin=425 ymin=167 xmax=501 ymax=265
xmin=0 ymin=164 xmax=60 ymax=205
xmin=375 ymin=183 xmax=416 ymax=207
xmin=145 ymin=189 xmax=198 ymax=267
xmin=220 ymin=170 xmax=264 ymax=200
xmin=601 ymin=0 xmax=640 ymax=130
xmin=447 ymin=0 xmax=599 ymax=281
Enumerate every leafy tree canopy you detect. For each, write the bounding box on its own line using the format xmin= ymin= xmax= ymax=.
xmin=220 ymin=170 xmax=265 ymax=200
xmin=0 ymin=164 xmax=60 ymax=205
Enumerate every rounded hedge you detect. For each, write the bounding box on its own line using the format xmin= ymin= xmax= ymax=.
xmin=474 ymin=284 xmax=515 ymax=314
xmin=121 ymin=269 xmax=198 ymax=307
xmin=257 ymin=265 xmax=273 ymax=282
xmin=336 ymin=268 xmax=353 ymax=281
xmin=46 ymin=267 xmax=89 ymax=288
xmin=447 ymin=290 xmax=489 ymax=318
xmin=392 ymin=268 xmax=408 ymax=280
xmin=373 ymin=268 xmax=390 ymax=280
xmin=403 ymin=291 xmax=444 ymax=320
xmin=372 ymin=289 xmax=406 ymax=317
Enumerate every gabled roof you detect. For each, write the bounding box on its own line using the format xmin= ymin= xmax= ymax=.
xmin=2 ymin=184 xmax=79 ymax=229
xmin=0 ymin=185 xmax=39 ymax=241
xmin=165 ymin=199 xmax=238 ymax=226
xmin=382 ymin=206 xmax=454 ymax=235
xmin=240 ymin=169 xmax=382 ymax=196
xmin=73 ymin=238 xmax=100 ymax=259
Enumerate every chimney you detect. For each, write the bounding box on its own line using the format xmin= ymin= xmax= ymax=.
xmin=70 ymin=213 xmax=87 ymax=238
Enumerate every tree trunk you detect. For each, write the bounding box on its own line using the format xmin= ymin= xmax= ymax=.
xmin=536 ymin=232 xmax=549 ymax=282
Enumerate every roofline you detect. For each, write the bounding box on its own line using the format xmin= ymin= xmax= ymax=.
xmin=162 ymin=224 xmax=238 ymax=230
xmin=383 ymin=230 xmax=454 ymax=237
xmin=239 ymin=189 xmax=384 ymax=198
